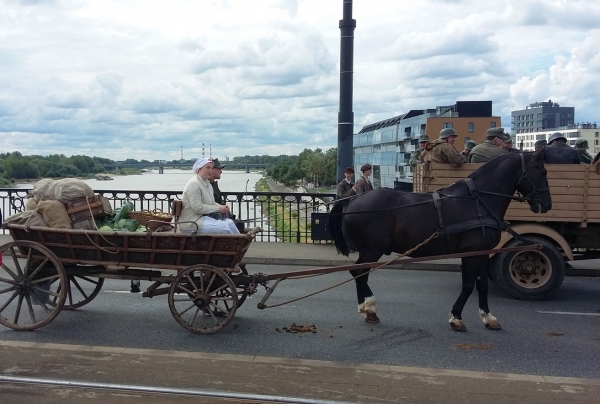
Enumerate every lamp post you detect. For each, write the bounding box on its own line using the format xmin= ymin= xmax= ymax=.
xmin=337 ymin=0 xmax=355 ymax=183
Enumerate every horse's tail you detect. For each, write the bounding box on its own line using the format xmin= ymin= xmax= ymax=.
xmin=329 ymin=199 xmax=350 ymax=256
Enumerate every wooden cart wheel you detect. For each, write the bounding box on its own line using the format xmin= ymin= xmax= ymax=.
xmin=168 ymin=264 xmax=238 ymax=334
xmin=0 ymin=241 xmax=67 ymax=330
xmin=48 ymin=268 xmax=104 ymax=310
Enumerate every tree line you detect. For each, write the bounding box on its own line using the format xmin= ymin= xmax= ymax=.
xmin=0 ymin=148 xmax=338 ymax=188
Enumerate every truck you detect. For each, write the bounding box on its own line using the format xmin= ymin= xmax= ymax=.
xmin=413 ymin=161 xmax=600 ymax=300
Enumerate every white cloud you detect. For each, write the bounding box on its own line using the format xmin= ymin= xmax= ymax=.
xmin=0 ymin=0 xmax=599 ymax=161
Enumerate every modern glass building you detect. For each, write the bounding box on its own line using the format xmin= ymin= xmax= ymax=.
xmin=354 ymin=101 xmax=500 ymax=189
xmin=511 ymin=101 xmax=574 ymax=134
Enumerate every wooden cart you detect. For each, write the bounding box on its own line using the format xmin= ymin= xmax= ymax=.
xmin=0 ymin=224 xmax=260 ymax=334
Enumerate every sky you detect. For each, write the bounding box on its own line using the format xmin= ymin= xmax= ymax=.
xmin=1 ymin=0 xmax=599 ymax=161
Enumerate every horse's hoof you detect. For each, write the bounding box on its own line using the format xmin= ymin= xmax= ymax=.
xmin=449 ymin=317 xmax=466 ymax=332
xmin=364 ymin=311 xmax=380 ymax=323
xmin=130 ymin=286 xmax=141 ymax=293
xmin=484 ymin=320 xmax=502 ymax=330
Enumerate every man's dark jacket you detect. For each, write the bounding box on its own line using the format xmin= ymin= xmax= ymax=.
xmin=543 ymin=143 xmax=580 ymax=164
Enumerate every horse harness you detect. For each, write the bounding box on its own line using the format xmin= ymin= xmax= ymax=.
xmin=432 ymin=153 xmax=544 ymax=244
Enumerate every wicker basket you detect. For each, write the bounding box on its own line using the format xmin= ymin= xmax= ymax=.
xmin=129 ymin=209 xmax=173 ymax=231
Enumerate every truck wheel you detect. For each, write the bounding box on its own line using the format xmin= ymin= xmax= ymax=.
xmin=492 ymin=236 xmax=564 ymax=300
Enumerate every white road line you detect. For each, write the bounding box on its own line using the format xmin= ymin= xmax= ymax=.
xmin=538 ymin=311 xmax=600 ymax=316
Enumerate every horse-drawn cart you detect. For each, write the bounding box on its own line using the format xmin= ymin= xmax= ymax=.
xmin=0 ymin=222 xmax=543 ymax=334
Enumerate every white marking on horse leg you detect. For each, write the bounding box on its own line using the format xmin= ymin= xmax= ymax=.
xmin=449 ymin=314 xmax=466 ymax=332
xmin=364 ymin=296 xmax=377 ymax=313
xmin=479 ymin=309 xmax=502 ymax=330
xmin=357 ymin=301 xmax=367 ymax=319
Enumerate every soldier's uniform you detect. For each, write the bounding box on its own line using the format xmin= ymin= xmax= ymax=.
xmin=544 ymin=132 xmax=580 ymax=164
xmin=575 ymin=139 xmax=593 ymax=164
xmin=420 ymin=139 xmax=465 ymax=167
xmin=468 ymin=127 xmax=510 ymax=163
xmin=409 ymin=134 xmax=430 ymax=167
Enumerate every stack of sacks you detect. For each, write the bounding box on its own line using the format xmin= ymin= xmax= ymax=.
xmin=6 ymin=178 xmax=96 ymax=229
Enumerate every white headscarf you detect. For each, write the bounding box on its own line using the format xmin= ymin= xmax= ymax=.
xmin=192 ymin=158 xmax=212 ymax=173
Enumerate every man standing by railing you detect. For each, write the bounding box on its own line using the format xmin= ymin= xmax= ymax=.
xmin=337 ymin=167 xmax=355 ymax=199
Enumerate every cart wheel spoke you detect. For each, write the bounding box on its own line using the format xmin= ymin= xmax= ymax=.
xmin=168 ymin=264 xmax=237 ymax=334
xmin=13 ymin=294 xmax=24 ymax=324
xmin=47 ymin=273 xmax=104 ymax=310
xmin=0 ymin=241 xmax=67 ymax=330
xmin=177 ymin=302 xmax=197 ymax=317
xmin=24 ymin=294 xmax=37 ymax=324
xmin=27 ymin=258 xmax=50 ymax=283
xmin=2 ymin=258 xmax=19 ymax=282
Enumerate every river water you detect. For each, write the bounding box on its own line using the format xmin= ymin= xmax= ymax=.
xmin=16 ymin=169 xmax=263 ymax=194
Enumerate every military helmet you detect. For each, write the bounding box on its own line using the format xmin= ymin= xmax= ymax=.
xmin=534 ymin=139 xmax=547 ymax=149
xmin=486 ymin=127 xmax=509 ymax=141
xmin=548 ymin=132 xmax=566 ymax=144
xmin=464 ymin=140 xmax=477 ymax=150
xmin=575 ymin=138 xmax=589 ymax=150
xmin=418 ymin=134 xmax=430 ymax=143
xmin=439 ymin=128 xmax=457 ymax=139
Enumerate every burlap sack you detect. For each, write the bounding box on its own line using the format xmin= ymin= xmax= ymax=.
xmin=25 ymin=198 xmax=38 ymax=211
xmin=31 ymin=178 xmax=55 ymax=202
xmin=43 ymin=178 xmax=95 ymax=204
xmin=4 ymin=211 xmax=49 ymax=227
xmin=35 ymin=200 xmax=72 ymax=229
xmin=31 ymin=178 xmax=95 ymax=204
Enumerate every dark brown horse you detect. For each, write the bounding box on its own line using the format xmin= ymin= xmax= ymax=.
xmin=329 ymin=150 xmax=551 ymax=331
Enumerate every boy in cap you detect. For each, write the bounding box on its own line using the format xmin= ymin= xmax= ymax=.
xmin=409 ymin=134 xmax=429 ymax=167
xmin=419 ymin=128 xmax=464 ymax=167
xmin=353 ymin=164 xmax=374 ymax=194
xmin=209 ymin=158 xmax=245 ymax=232
xmin=468 ymin=127 xmax=509 ymax=163
xmin=337 ymin=167 xmax=356 ymax=199
xmin=210 ymin=158 xmax=227 ymax=204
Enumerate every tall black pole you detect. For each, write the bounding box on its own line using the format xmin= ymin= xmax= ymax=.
xmin=337 ymin=0 xmax=355 ymax=183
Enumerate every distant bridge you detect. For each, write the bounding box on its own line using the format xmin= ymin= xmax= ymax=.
xmin=101 ymin=162 xmax=268 ymax=174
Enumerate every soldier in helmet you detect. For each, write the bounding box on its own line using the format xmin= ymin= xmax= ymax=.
xmin=419 ymin=128 xmax=464 ymax=167
xmin=461 ymin=140 xmax=477 ymax=162
xmin=575 ymin=139 xmax=593 ymax=164
xmin=468 ymin=127 xmax=509 ymax=163
xmin=534 ymin=139 xmax=547 ymax=151
xmin=544 ymin=132 xmax=580 ymax=164
xmin=409 ymin=134 xmax=430 ymax=167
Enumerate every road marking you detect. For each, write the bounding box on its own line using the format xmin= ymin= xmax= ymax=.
xmin=538 ymin=311 xmax=600 ymax=316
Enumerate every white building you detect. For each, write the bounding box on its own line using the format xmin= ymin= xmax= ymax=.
xmin=515 ymin=123 xmax=599 ymax=154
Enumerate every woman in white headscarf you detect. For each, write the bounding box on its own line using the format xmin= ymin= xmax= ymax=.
xmin=178 ymin=158 xmax=240 ymax=234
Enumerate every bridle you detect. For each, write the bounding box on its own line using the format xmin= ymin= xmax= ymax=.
xmin=470 ymin=152 xmax=549 ymax=204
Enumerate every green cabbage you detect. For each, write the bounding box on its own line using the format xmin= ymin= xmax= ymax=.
xmin=117 ymin=218 xmax=139 ymax=232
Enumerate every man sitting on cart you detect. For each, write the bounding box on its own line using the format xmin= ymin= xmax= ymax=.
xmin=178 ymin=158 xmax=240 ymax=234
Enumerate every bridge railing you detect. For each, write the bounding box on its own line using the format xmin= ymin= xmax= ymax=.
xmin=0 ymin=188 xmax=336 ymax=243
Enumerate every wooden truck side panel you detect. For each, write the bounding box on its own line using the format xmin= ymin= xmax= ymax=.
xmin=413 ymin=162 xmax=600 ymax=226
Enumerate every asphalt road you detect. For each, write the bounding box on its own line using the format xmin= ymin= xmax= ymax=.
xmin=1 ymin=264 xmax=599 ymax=379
